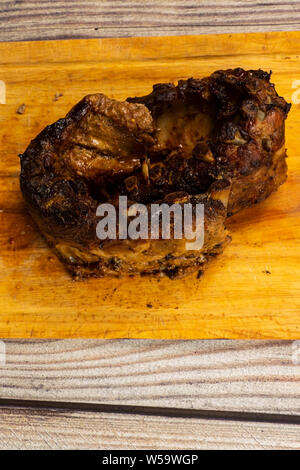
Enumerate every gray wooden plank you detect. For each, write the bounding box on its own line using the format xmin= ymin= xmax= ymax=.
xmin=0 ymin=3 xmax=299 ymax=441
xmin=0 ymin=0 xmax=299 ymax=42
xmin=0 ymin=340 xmax=299 ymax=414
xmin=0 ymin=405 xmax=299 ymax=449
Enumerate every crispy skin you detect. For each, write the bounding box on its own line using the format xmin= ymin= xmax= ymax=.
xmin=128 ymin=68 xmax=290 ymax=214
xmin=20 ymin=93 xmax=230 ymax=279
xmin=20 ymin=69 xmax=290 ymax=279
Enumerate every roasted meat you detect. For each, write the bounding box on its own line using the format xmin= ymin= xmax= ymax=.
xmin=20 ymin=69 xmax=290 ymax=279
xmin=128 ymin=68 xmax=290 ymax=215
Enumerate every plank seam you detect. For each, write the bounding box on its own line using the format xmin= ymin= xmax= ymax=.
xmin=2 ymin=27 xmax=300 ymax=43
xmin=0 ymin=398 xmax=299 ymax=425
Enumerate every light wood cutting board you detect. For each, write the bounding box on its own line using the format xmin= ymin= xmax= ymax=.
xmin=0 ymin=31 xmax=299 ymax=339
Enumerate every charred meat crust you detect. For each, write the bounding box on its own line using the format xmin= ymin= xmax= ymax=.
xmin=20 ymin=93 xmax=230 ymax=278
xmin=19 ymin=69 xmax=290 ymax=279
xmin=128 ymin=68 xmax=290 ymax=214
xmin=20 ymin=94 xmax=155 ymax=249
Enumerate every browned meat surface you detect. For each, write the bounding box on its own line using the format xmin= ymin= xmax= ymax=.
xmin=20 ymin=69 xmax=290 ymax=279
xmin=128 ymin=68 xmax=290 ymax=215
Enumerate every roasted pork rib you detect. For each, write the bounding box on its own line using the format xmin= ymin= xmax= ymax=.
xmin=20 ymin=69 xmax=290 ymax=278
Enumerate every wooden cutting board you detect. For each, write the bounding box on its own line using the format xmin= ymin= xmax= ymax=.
xmin=0 ymin=31 xmax=299 ymax=339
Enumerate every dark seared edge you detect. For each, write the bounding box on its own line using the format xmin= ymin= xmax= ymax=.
xmin=19 ymin=69 xmax=290 ymax=279
xmin=128 ymin=68 xmax=290 ymax=215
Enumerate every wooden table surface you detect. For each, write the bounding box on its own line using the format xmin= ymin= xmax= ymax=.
xmin=0 ymin=0 xmax=300 ymax=450
xmin=1 ymin=31 xmax=300 ymax=340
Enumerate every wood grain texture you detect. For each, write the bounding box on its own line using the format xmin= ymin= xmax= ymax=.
xmin=1 ymin=4 xmax=299 ymax=451
xmin=0 ymin=32 xmax=300 ymax=339
xmin=0 ymin=405 xmax=299 ymax=450
xmin=1 ymin=0 xmax=300 ymax=42
xmin=0 ymin=340 xmax=299 ymax=415
xmin=0 ymin=31 xmax=300 ymax=339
